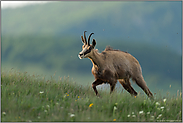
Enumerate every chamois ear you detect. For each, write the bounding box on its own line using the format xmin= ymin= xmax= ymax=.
xmin=92 ymin=39 xmax=96 ymax=48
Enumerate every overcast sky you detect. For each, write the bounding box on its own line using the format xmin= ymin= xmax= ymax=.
xmin=1 ymin=1 xmax=50 ymax=9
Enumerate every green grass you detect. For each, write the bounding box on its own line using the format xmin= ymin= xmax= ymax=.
xmin=1 ymin=70 xmax=182 ymax=122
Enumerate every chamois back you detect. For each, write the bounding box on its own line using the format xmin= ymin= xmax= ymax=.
xmin=104 ymin=46 xmax=128 ymax=53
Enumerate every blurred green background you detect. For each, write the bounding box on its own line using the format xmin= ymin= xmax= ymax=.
xmin=1 ymin=1 xmax=182 ymax=95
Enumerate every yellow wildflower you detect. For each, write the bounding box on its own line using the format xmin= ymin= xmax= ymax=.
xmin=78 ymin=96 xmax=79 ymax=98
xmin=67 ymin=94 xmax=69 ymax=96
xmin=89 ymin=103 xmax=93 ymax=107
xmin=113 ymin=119 xmax=116 ymax=121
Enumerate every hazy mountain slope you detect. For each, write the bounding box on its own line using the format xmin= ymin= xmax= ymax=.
xmin=2 ymin=1 xmax=182 ymax=53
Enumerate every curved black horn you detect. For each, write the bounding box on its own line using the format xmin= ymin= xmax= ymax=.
xmin=88 ymin=33 xmax=94 ymax=45
xmin=84 ymin=31 xmax=87 ymax=44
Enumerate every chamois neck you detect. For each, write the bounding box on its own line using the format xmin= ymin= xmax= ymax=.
xmin=89 ymin=49 xmax=103 ymax=68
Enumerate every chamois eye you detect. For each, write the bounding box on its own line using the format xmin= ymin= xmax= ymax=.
xmin=82 ymin=45 xmax=86 ymax=49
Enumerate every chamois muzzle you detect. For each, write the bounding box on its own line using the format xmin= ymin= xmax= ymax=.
xmin=78 ymin=46 xmax=92 ymax=59
xmin=78 ymin=52 xmax=84 ymax=59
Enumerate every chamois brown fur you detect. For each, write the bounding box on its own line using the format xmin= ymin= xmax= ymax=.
xmin=78 ymin=31 xmax=153 ymax=99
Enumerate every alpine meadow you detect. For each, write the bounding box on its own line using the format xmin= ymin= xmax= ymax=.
xmin=1 ymin=1 xmax=182 ymax=122
xmin=1 ymin=70 xmax=182 ymax=122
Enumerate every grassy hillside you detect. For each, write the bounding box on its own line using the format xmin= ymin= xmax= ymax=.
xmin=1 ymin=70 xmax=182 ymax=122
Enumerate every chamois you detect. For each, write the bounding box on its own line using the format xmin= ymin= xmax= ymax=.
xmin=78 ymin=31 xmax=153 ymax=99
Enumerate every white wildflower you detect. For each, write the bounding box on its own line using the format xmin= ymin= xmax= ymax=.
xmin=132 ymin=115 xmax=136 ymax=117
xmin=163 ymin=99 xmax=166 ymax=103
xmin=70 ymin=114 xmax=75 ymax=117
xmin=157 ymin=114 xmax=162 ymax=119
xmin=127 ymin=114 xmax=130 ymax=117
xmin=47 ymin=105 xmax=50 ymax=108
xmin=113 ymin=106 xmax=117 ymax=110
xmin=132 ymin=112 xmax=134 ymax=114
xmin=139 ymin=111 xmax=144 ymax=114
xmin=160 ymin=107 xmax=165 ymax=109
xmin=158 ymin=114 xmax=162 ymax=117
xmin=44 ymin=110 xmax=47 ymax=113
xmin=39 ymin=91 xmax=44 ymax=94
xmin=2 ymin=112 xmax=6 ymax=115
xmin=37 ymin=116 xmax=40 ymax=119
xmin=147 ymin=112 xmax=150 ymax=114
xmin=155 ymin=102 xmax=160 ymax=106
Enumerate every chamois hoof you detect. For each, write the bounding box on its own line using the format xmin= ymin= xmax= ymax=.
xmin=96 ymin=94 xmax=101 ymax=98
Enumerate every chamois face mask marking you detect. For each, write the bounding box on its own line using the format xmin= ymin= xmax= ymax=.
xmin=78 ymin=46 xmax=92 ymax=59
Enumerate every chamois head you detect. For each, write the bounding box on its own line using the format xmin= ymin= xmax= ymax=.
xmin=78 ymin=31 xmax=96 ymax=59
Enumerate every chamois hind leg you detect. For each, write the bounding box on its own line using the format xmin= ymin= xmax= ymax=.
xmin=92 ymin=79 xmax=103 ymax=96
xmin=119 ymin=79 xmax=137 ymax=96
xmin=133 ymin=75 xmax=153 ymax=99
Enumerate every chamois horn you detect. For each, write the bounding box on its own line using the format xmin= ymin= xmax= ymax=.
xmin=88 ymin=33 xmax=94 ymax=45
xmin=84 ymin=31 xmax=87 ymax=44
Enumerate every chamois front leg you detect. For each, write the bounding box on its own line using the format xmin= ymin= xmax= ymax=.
xmin=92 ymin=79 xmax=103 ymax=96
xmin=110 ymin=80 xmax=117 ymax=94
